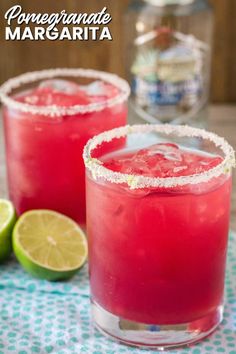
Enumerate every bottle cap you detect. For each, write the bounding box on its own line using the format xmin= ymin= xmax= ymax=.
xmin=144 ymin=0 xmax=194 ymax=6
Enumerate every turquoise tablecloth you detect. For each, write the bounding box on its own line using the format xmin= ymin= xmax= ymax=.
xmin=0 ymin=233 xmax=236 ymax=354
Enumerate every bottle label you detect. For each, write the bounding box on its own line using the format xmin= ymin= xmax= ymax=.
xmin=132 ymin=75 xmax=202 ymax=106
xmin=131 ymin=30 xmax=208 ymax=112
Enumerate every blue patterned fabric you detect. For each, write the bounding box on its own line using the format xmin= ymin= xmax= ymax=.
xmin=0 ymin=233 xmax=236 ymax=354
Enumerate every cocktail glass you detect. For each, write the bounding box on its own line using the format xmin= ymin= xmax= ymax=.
xmin=0 ymin=68 xmax=130 ymax=225
xmin=83 ymin=124 xmax=235 ymax=349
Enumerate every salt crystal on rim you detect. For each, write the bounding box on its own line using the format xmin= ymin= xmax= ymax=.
xmin=0 ymin=68 xmax=130 ymax=117
xmin=83 ymin=124 xmax=236 ymax=189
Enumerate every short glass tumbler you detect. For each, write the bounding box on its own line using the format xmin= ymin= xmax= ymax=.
xmin=83 ymin=124 xmax=235 ymax=349
xmin=0 ymin=68 xmax=130 ymax=225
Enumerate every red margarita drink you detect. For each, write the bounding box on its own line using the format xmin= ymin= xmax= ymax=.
xmin=0 ymin=69 xmax=129 ymax=224
xmin=83 ymin=124 xmax=235 ymax=349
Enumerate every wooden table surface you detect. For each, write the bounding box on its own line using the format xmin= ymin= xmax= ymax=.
xmin=0 ymin=105 xmax=236 ymax=229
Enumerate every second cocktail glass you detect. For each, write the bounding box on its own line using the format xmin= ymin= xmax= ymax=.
xmin=83 ymin=124 xmax=235 ymax=349
xmin=0 ymin=68 xmax=130 ymax=225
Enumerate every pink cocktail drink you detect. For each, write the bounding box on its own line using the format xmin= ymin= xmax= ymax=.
xmin=84 ymin=124 xmax=235 ymax=349
xmin=0 ymin=69 xmax=129 ymax=224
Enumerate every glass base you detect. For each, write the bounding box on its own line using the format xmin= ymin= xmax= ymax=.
xmin=92 ymin=300 xmax=223 ymax=350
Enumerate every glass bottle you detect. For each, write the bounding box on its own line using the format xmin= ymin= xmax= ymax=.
xmin=124 ymin=0 xmax=214 ymax=127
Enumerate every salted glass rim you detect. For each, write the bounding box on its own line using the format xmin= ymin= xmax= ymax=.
xmin=0 ymin=68 xmax=130 ymax=117
xmin=83 ymin=124 xmax=236 ymax=189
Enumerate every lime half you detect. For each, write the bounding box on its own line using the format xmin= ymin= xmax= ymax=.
xmin=0 ymin=199 xmax=16 ymax=263
xmin=13 ymin=210 xmax=88 ymax=281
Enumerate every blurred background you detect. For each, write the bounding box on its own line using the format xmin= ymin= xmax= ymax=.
xmin=0 ymin=0 xmax=235 ymax=227
xmin=0 ymin=0 xmax=236 ymax=103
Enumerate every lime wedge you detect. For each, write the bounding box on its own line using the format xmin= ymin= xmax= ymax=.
xmin=13 ymin=210 xmax=88 ymax=281
xmin=0 ymin=199 xmax=16 ymax=263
